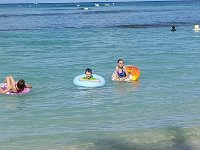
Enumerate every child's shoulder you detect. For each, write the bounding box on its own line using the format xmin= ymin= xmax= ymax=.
xmin=8 ymin=84 xmax=15 ymax=88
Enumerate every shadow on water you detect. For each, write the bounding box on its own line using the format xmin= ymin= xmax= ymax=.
xmin=91 ymin=127 xmax=192 ymax=150
xmin=93 ymin=138 xmax=143 ymax=150
xmin=168 ymin=127 xmax=192 ymax=150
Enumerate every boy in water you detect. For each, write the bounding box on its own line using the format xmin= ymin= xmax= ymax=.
xmin=80 ymin=68 xmax=100 ymax=82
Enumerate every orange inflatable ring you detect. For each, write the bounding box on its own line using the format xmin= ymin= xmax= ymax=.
xmin=126 ymin=65 xmax=140 ymax=81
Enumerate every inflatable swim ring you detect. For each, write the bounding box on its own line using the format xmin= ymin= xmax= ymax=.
xmin=0 ymin=83 xmax=31 ymax=95
xmin=126 ymin=65 xmax=140 ymax=81
xmin=112 ymin=65 xmax=140 ymax=82
xmin=73 ymin=74 xmax=105 ymax=87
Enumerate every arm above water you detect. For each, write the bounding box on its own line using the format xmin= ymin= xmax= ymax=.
xmin=25 ymin=84 xmax=32 ymax=88
xmin=115 ymin=67 xmax=120 ymax=80
xmin=88 ymin=79 xmax=101 ymax=82
xmin=79 ymin=78 xmax=101 ymax=82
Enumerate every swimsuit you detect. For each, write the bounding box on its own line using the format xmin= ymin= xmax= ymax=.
xmin=117 ymin=69 xmax=126 ymax=78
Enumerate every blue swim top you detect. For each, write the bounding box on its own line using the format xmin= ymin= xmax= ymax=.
xmin=117 ymin=69 xmax=126 ymax=78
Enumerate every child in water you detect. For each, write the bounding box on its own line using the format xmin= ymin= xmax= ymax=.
xmin=0 ymin=76 xmax=32 ymax=94
xmin=80 ymin=68 xmax=100 ymax=82
xmin=112 ymin=59 xmax=130 ymax=81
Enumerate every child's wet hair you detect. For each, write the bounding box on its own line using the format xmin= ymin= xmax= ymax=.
xmin=117 ymin=59 xmax=124 ymax=63
xmin=17 ymin=79 xmax=25 ymax=91
xmin=85 ymin=68 xmax=92 ymax=73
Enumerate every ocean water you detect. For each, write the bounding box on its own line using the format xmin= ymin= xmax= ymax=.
xmin=0 ymin=1 xmax=200 ymax=150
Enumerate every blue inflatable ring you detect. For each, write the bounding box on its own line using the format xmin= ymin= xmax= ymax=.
xmin=73 ymin=74 xmax=105 ymax=87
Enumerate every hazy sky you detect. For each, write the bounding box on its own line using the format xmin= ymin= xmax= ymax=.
xmin=0 ymin=0 xmax=158 ymax=4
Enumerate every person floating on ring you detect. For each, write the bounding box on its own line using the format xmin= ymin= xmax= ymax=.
xmin=0 ymin=76 xmax=32 ymax=94
xmin=79 ymin=68 xmax=101 ymax=82
xmin=112 ymin=59 xmax=132 ymax=81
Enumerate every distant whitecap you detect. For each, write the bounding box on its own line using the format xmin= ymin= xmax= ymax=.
xmin=94 ymin=4 xmax=100 ymax=7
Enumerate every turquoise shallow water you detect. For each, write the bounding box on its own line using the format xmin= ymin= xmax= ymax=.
xmin=0 ymin=1 xmax=200 ymax=150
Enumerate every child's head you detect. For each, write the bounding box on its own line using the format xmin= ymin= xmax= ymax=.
xmin=85 ymin=68 xmax=93 ymax=79
xmin=17 ymin=79 xmax=25 ymax=91
xmin=117 ymin=59 xmax=125 ymax=68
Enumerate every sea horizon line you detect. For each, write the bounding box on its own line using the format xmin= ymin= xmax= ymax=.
xmin=0 ymin=0 xmax=186 ymax=5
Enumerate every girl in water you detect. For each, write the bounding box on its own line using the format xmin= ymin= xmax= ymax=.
xmin=112 ymin=59 xmax=130 ymax=81
xmin=0 ymin=76 xmax=32 ymax=94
